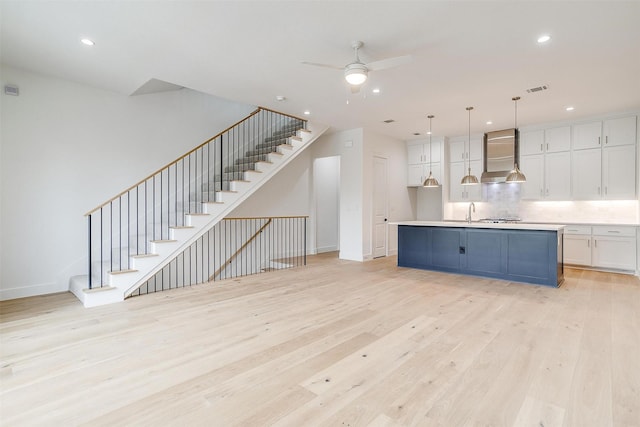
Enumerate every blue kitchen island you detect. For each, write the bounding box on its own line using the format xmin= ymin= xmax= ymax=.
xmin=396 ymin=221 xmax=565 ymax=287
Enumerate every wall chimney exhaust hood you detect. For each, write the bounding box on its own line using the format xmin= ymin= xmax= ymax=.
xmin=481 ymin=128 xmax=519 ymax=183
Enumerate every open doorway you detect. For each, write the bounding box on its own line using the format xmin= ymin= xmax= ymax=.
xmin=313 ymin=156 xmax=340 ymax=253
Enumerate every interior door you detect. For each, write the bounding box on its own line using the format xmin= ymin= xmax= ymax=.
xmin=373 ymin=156 xmax=388 ymax=258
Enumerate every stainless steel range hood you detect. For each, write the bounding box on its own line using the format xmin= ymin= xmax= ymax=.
xmin=481 ymin=128 xmax=519 ymax=183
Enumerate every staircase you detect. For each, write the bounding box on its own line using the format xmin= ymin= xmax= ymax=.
xmin=70 ymin=108 xmax=328 ymax=307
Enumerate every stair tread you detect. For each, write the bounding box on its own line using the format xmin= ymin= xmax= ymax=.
xmin=83 ymin=285 xmax=117 ymax=294
xmin=109 ymin=269 xmax=139 ymax=275
xmin=169 ymin=226 xmax=195 ymax=230
xmin=151 ymin=239 xmax=178 ymax=243
xmin=131 ymin=253 xmax=159 ymax=258
xmin=186 ymin=213 xmax=210 ymax=216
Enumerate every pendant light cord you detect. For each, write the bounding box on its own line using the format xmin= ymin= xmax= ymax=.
xmin=428 ymin=115 xmax=434 ymax=174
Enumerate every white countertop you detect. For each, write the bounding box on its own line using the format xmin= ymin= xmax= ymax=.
xmin=393 ymin=220 xmax=566 ymax=231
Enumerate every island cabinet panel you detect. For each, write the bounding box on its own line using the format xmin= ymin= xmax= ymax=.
xmin=397 ymin=226 xmax=430 ymax=268
xmin=465 ymin=229 xmax=505 ymax=275
xmin=398 ymin=225 xmax=563 ymax=287
xmin=431 ymin=227 xmax=464 ymax=271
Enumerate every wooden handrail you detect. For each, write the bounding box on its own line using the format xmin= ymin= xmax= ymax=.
xmin=223 ymin=216 xmax=309 ymax=220
xmin=210 ymin=218 xmax=273 ymax=281
xmin=84 ymin=107 xmax=307 ymax=216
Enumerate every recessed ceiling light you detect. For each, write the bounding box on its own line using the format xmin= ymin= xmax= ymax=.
xmin=537 ymin=34 xmax=551 ymax=44
xmin=426 ymin=131 xmax=432 ymax=135
xmin=303 ymin=110 xmax=310 ymax=115
xmin=81 ymin=38 xmax=95 ymax=46
xmin=275 ymin=95 xmax=286 ymax=102
xmin=372 ymin=88 xmax=380 ymax=94
xmin=565 ymin=106 xmax=575 ymax=111
xmin=486 ymin=121 xmax=493 ymax=125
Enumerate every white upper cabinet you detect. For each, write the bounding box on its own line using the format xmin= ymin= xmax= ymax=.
xmin=603 ymin=116 xmax=637 ymax=147
xmin=545 ymin=151 xmax=571 ymax=199
xmin=571 ymin=116 xmax=637 ymax=200
xmin=406 ymin=139 xmax=443 ymax=187
xmin=519 ymin=130 xmax=544 ymax=156
xmin=573 ymin=116 xmax=637 ymax=150
xmin=449 ymin=160 xmax=482 ymax=202
xmin=545 ymin=126 xmax=571 ymax=152
xmin=573 ymin=121 xmax=603 ymax=150
xmin=449 ymin=136 xmax=482 ymax=162
xmin=519 ymin=126 xmax=571 ymax=200
xmin=603 ymin=144 xmax=636 ymax=199
xmin=407 ymin=139 xmax=442 ymax=165
xmin=572 ymin=148 xmax=602 ymax=199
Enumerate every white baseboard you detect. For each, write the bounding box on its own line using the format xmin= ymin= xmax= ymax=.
xmin=0 ymin=281 xmax=67 ymax=301
xmin=316 ymin=245 xmax=339 ymax=254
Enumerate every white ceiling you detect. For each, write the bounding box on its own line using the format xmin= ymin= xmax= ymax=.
xmin=1 ymin=1 xmax=639 ymax=139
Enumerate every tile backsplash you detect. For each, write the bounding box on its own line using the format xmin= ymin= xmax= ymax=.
xmin=444 ymin=183 xmax=639 ymax=224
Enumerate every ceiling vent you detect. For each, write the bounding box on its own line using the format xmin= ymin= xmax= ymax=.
xmin=526 ymin=85 xmax=549 ymax=93
xmin=383 ymin=119 xmax=395 ymax=123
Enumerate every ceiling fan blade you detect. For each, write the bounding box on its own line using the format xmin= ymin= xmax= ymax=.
xmin=366 ymin=55 xmax=412 ymax=71
xmin=300 ymin=61 xmax=343 ymax=70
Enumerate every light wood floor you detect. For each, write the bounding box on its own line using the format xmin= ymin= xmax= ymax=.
xmin=1 ymin=253 xmax=639 ymax=426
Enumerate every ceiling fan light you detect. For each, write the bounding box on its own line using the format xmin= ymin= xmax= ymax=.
xmin=344 ymin=63 xmax=368 ymax=85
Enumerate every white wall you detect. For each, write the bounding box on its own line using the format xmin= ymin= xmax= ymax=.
xmin=362 ymin=129 xmax=415 ymax=258
xmin=311 ymin=129 xmax=364 ymax=261
xmin=0 ymin=65 xmax=255 ymax=300
xmin=313 ymin=156 xmax=340 ymax=253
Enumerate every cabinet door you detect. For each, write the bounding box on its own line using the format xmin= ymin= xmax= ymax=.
xmin=545 ymin=126 xmax=571 ymax=152
xmin=426 ymin=140 xmax=442 ymax=164
xmin=469 ymin=136 xmax=483 ymax=161
xmin=466 ymin=160 xmax=483 ymax=201
xmin=572 ymin=148 xmax=602 ymax=199
xmin=592 ymin=236 xmax=637 ymax=270
xmin=520 ymin=154 xmax=544 ymax=199
xmin=407 ymin=143 xmax=425 ymax=165
xmin=563 ymin=235 xmax=592 ymax=266
xmin=573 ymin=121 xmax=603 ymax=150
xmin=520 ymin=130 xmax=545 ymax=156
xmin=398 ymin=226 xmax=430 ymax=268
xmin=603 ymin=144 xmax=636 ymax=199
xmin=449 ymin=140 xmax=466 ymax=162
xmin=407 ymin=164 xmax=424 ymax=187
xmin=431 ymin=227 xmax=463 ymax=270
xmin=545 ymin=151 xmax=571 ymax=200
xmin=603 ymin=116 xmax=637 ymax=147
xmin=449 ymin=162 xmax=466 ymax=201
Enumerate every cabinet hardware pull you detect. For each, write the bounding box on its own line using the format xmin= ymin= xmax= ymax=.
xmin=594 ymin=239 xmax=597 ymax=247
xmin=605 ymin=186 xmax=607 ymax=195
xmin=588 ymin=240 xmax=590 ymax=247
xmin=540 ymin=143 xmax=543 ymax=152
xmin=547 ymin=143 xmax=549 ymax=150
xmin=605 ymin=136 xmax=608 ymax=145
xmin=608 ymin=230 xmax=620 ymax=233
xmin=598 ymin=136 xmax=601 ymax=145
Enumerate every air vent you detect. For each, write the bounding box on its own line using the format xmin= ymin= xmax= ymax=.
xmin=383 ymin=119 xmax=395 ymax=123
xmin=413 ymin=132 xmax=421 ymax=136
xmin=526 ymin=85 xmax=549 ymax=93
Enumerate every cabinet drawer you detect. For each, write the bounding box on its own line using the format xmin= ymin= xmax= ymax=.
xmin=592 ymin=226 xmax=636 ymax=237
xmin=564 ymin=225 xmax=591 ymax=235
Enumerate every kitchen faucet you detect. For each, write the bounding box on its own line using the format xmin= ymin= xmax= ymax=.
xmin=466 ymin=202 xmax=475 ymax=224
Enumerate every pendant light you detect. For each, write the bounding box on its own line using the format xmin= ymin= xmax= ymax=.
xmin=506 ymin=96 xmax=527 ymax=183
xmin=461 ymin=106 xmax=479 ymax=185
xmin=423 ymin=114 xmax=440 ymax=187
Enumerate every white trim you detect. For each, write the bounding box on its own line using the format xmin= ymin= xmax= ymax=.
xmin=0 ymin=281 xmax=67 ymax=301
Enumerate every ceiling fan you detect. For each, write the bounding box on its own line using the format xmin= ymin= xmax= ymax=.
xmin=301 ymin=41 xmax=412 ymax=92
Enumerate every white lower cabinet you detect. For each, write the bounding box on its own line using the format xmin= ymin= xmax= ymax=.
xmin=563 ymin=225 xmax=637 ymax=272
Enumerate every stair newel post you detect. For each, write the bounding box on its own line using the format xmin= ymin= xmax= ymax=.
xmin=88 ymin=214 xmax=92 ymax=289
